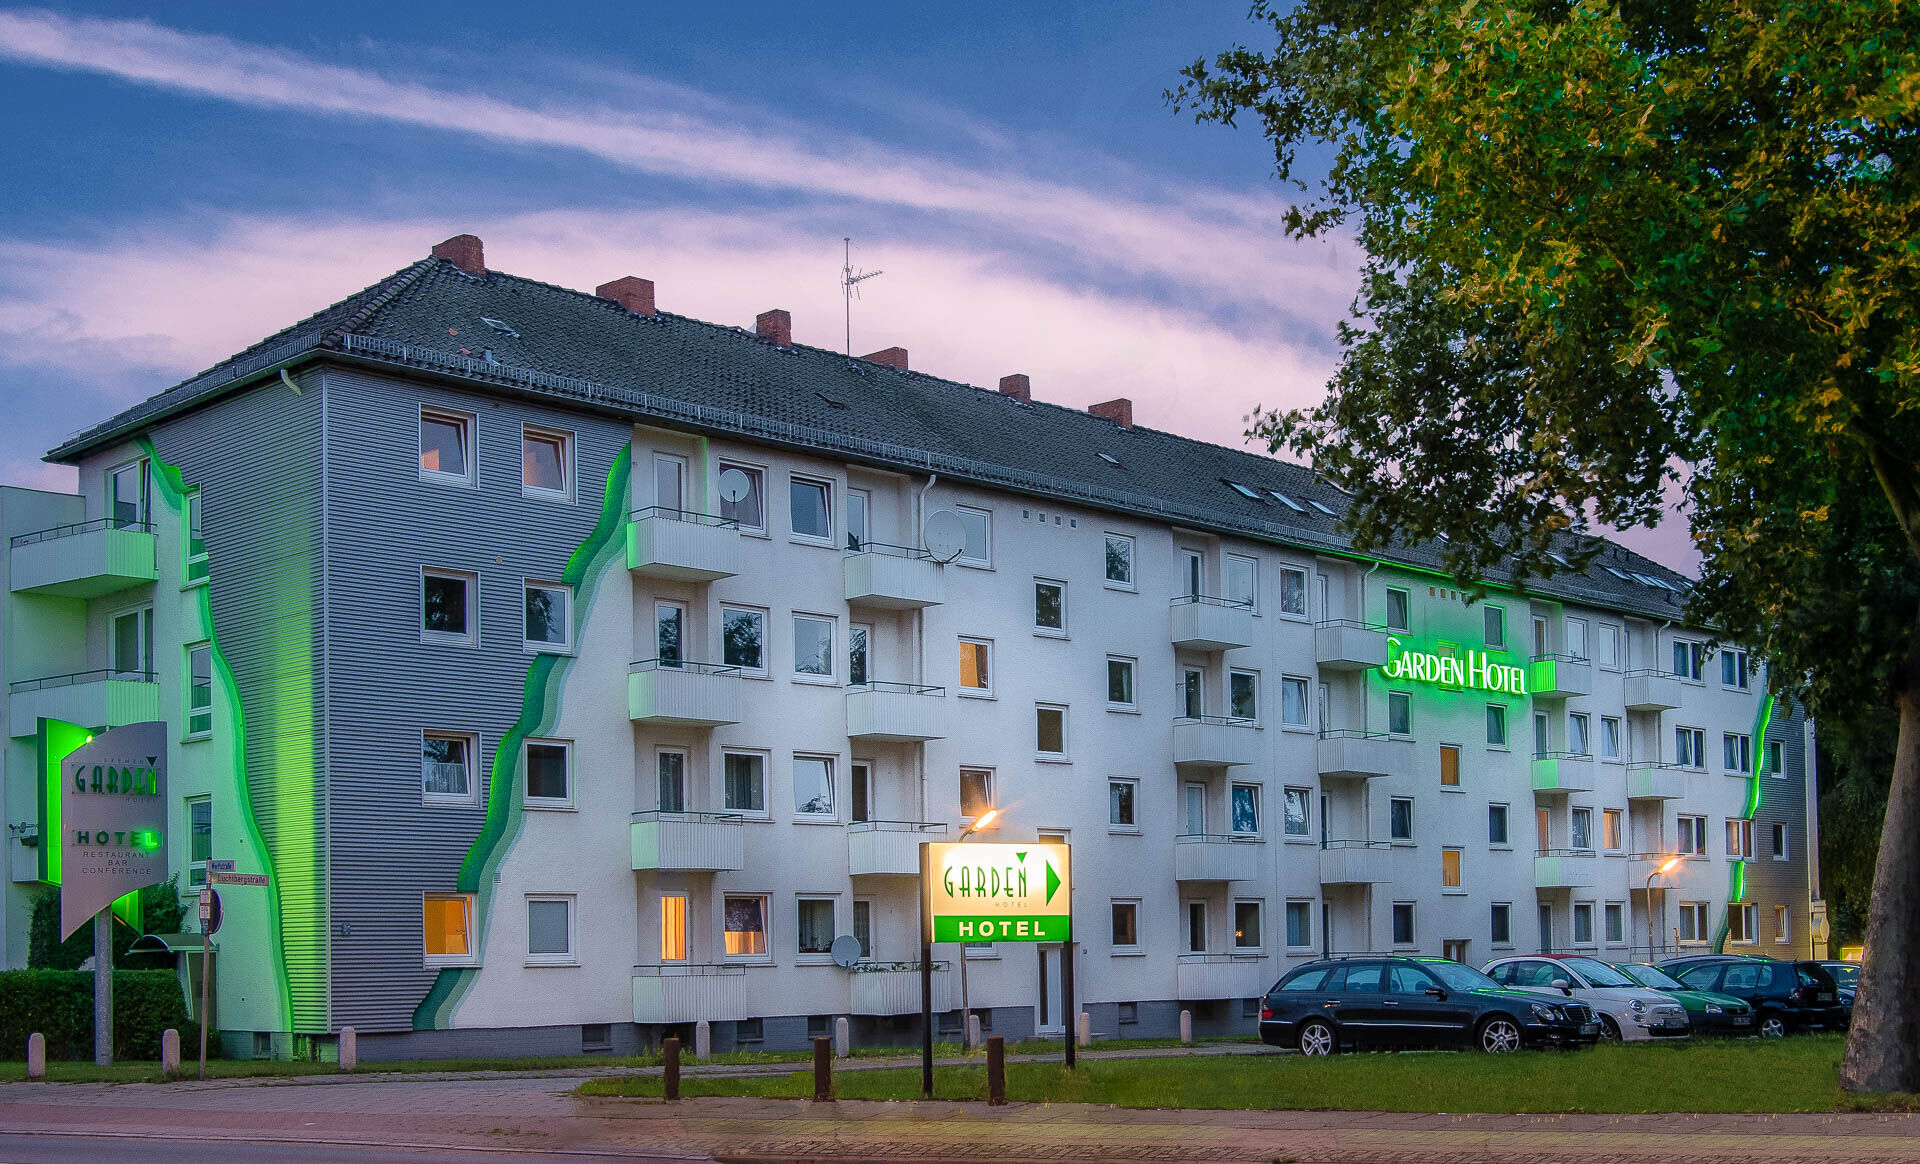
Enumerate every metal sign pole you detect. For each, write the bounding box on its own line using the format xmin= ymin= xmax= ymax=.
xmin=1062 ymin=875 xmax=1076 ymax=1070
xmin=198 ymin=928 xmax=212 ymax=1079
xmin=918 ymin=840 xmax=933 ymax=1098
xmin=92 ymin=910 xmax=111 ymax=1066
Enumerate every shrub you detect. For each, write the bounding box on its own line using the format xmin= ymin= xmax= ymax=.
xmin=0 ymin=969 xmax=197 ymax=1061
xmin=28 ymin=877 xmax=188 ymax=970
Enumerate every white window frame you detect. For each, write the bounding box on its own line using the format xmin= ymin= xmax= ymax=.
xmin=1602 ymin=807 xmax=1625 ymax=853
xmin=422 ymin=730 xmax=480 ymax=807
xmin=1226 ymin=553 xmax=1258 ymax=611
xmin=522 ymin=579 xmax=573 ymax=654
xmin=795 ymin=895 xmax=838 ymax=962
xmin=1604 ymin=901 xmax=1627 ymax=946
xmin=1774 ymin=904 xmax=1791 ymax=944
xmin=1485 ymin=703 xmax=1508 ymax=749
xmin=186 ymin=796 xmax=211 ymax=888
xmin=1230 ymin=668 xmax=1262 ymax=724
xmin=1729 ymin=902 xmax=1759 ymax=946
xmin=656 ymin=747 xmax=689 ymax=814
xmin=1035 ymin=702 xmax=1069 ymax=761
xmin=960 ymin=767 xmax=995 ymax=821
xmin=1565 ymin=617 xmax=1589 ymax=661
xmin=848 ymin=622 xmax=872 ymax=689
xmin=1283 ymin=786 xmax=1312 ymax=839
xmin=1386 ymin=586 xmax=1411 ymax=632
xmin=1726 ymin=817 xmax=1754 ymax=859
xmin=1105 ymin=655 xmax=1137 ymax=711
xmin=1108 ymin=778 xmax=1139 ymax=831
xmin=1391 ymin=901 xmax=1417 ymax=948
xmin=1232 ymin=898 xmax=1264 ymax=952
xmin=1277 ymin=565 xmax=1309 ymax=619
xmin=418 ymin=406 xmax=476 ymax=489
xmin=717 ymin=459 xmax=768 ymax=534
xmin=1678 ymin=901 xmax=1710 ymax=945
xmin=787 ymin=473 xmax=835 ymax=546
xmin=722 ymin=750 xmax=770 ymax=818
xmin=1672 ymin=638 xmax=1705 ymax=682
xmin=1678 ymin=814 xmax=1708 ymax=856
xmin=1103 ymin=533 xmax=1135 ymax=590
xmin=185 ymin=643 xmax=213 ymax=740
xmin=1722 ymin=647 xmax=1751 ymax=690
xmin=654 ymin=600 xmax=687 ymax=668
xmin=792 ymin=753 xmax=837 ymax=819
xmin=525 ymin=894 xmax=577 ymax=966
xmin=957 ymin=636 xmax=993 ymax=697
xmin=955 ymin=504 xmax=992 ymax=567
xmin=107 ymin=457 xmax=150 ymax=526
xmin=1772 ymin=821 xmax=1789 ymax=861
xmin=1284 ymin=899 xmax=1314 ymax=950
xmin=721 ymin=605 xmax=769 ymax=676
xmin=791 ymin=612 xmax=837 ymax=683
xmin=109 ymin=605 xmax=153 ymax=677
xmin=1110 ymin=899 xmax=1143 ymax=954
xmin=723 ymin=893 xmax=773 ymax=962
xmin=1033 ymin=577 xmax=1068 ymax=636
xmin=520 ymin=423 xmax=574 ymax=503
xmin=1596 ymin=623 xmax=1621 ymax=671
xmin=1389 ymin=795 xmax=1415 ymax=842
xmin=1230 ymin=782 xmax=1260 ymax=836
xmin=1676 ymin=726 xmax=1706 ymax=769
xmin=1572 ymin=901 xmax=1596 ymax=947
xmin=1387 ymin=690 xmax=1412 ymax=736
xmin=184 ymin=489 xmax=209 ymax=584
xmin=1488 ymin=802 xmax=1511 ymax=848
xmin=424 ymin=892 xmax=478 ymax=968
xmin=1723 ymin=732 xmax=1752 ymax=774
xmin=523 ymin=737 xmax=573 ymax=810
xmin=1483 ymin=604 xmax=1506 ymax=649
xmin=1277 ymin=674 xmax=1309 ymax=728
xmin=421 ymin=568 xmax=478 ymax=647
xmin=1600 ymin=716 xmax=1622 ymax=761
xmin=1568 ymin=712 xmax=1591 ymax=756
xmin=845 ymin=487 xmax=871 ymax=551
xmin=1441 ymin=845 xmax=1465 ymax=894
xmin=1491 ymin=901 xmax=1514 ymax=948
xmin=1766 ymin=739 xmax=1786 ymax=778
xmin=1571 ymin=806 xmax=1595 ymax=852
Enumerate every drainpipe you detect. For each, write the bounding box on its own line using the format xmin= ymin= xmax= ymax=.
xmin=915 ymin=474 xmax=938 ymax=829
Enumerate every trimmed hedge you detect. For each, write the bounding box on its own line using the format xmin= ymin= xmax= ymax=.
xmin=0 ymin=969 xmax=197 ymax=1061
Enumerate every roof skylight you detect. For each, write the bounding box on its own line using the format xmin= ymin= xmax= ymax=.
xmin=1604 ymin=566 xmax=1632 ymax=581
xmin=1267 ymin=490 xmax=1305 ymax=512
xmin=1547 ymin=551 xmax=1571 ymax=568
xmin=480 ymin=316 xmax=520 ymax=337
xmin=1226 ymin=481 xmax=1262 ymax=500
xmin=1098 ymin=452 xmax=1122 ymax=466
xmin=1307 ymin=499 xmax=1337 ymax=516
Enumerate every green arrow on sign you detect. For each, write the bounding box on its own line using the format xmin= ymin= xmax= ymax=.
xmin=1045 ymin=861 xmax=1061 ymax=905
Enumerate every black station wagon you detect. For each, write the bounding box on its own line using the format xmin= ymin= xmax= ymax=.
xmin=1259 ymin=956 xmax=1601 ymax=1055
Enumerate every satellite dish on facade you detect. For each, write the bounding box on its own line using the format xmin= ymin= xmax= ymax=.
xmin=718 ymin=467 xmax=753 ymax=504
xmin=922 ymin=510 xmax=967 ymax=563
xmin=829 ymin=934 xmax=863 ymax=969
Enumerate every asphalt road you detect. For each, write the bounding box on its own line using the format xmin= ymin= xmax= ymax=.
xmin=0 ymin=1131 xmax=702 ymax=1162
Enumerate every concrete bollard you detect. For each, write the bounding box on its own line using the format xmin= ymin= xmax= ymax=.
xmin=965 ymin=1013 xmax=981 ymax=1051
xmin=26 ymin=1033 xmax=44 ymax=1080
xmin=811 ymin=1036 xmax=832 ymax=1102
xmin=986 ymin=1035 xmax=1006 ymax=1106
xmin=694 ymin=1020 xmax=711 ymax=1060
xmin=1077 ymin=1011 xmax=1091 ymax=1048
xmin=339 ymin=1027 xmax=357 ymax=1072
xmin=1180 ymin=1009 xmax=1193 ymax=1045
xmin=662 ymin=1037 xmax=681 ymax=1101
xmin=161 ymin=1029 xmax=180 ymax=1077
xmin=834 ymin=1016 xmax=850 ymax=1059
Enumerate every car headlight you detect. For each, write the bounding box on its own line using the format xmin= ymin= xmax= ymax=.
xmin=1704 ymin=1003 xmax=1723 ymax=1014
xmin=1628 ymin=999 xmax=1646 ymax=1013
xmin=1530 ymin=1003 xmax=1558 ymax=1022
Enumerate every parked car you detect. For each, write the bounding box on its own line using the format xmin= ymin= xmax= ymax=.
xmin=1259 ymin=956 xmax=1600 ymax=1055
xmin=1655 ymin=955 xmax=1847 ymax=1037
xmin=1483 ymin=955 xmax=1690 ymax=1041
xmin=1819 ymin=962 xmax=1859 ymax=1023
xmin=1608 ymin=961 xmax=1756 ymax=1036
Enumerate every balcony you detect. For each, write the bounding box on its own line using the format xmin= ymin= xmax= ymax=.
xmin=630 ymin=811 xmax=745 ymax=872
xmin=844 ymin=544 xmax=945 ymax=610
xmin=1172 ymin=716 xmax=1259 ymax=767
xmin=846 ymin=682 xmax=947 ymax=743
xmin=1317 ymin=839 xmax=1396 ymax=885
xmin=1173 ymin=834 xmax=1262 ymax=883
xmin=632 ymin=963 xmax=752 ymax=1024
xmin=1624 ymin=669 xmax=1685 ymax=712
xmin=8 ymin=671 xmax=159 ymax=739
xmin=1316 ymin=730 xmax=1414 ymax=780
xmin=1313 ymin=620 xmax=1389 ymax=671
xmin=628 ymin=660 xmax=743 ymax=727
xmin=1534 ymin=849 xmax=1599 ymax=889
xmin=9 ymin=519 xmax=157 ymax=598
xmin=1527 ymin=654 xmax=1594 ymax=699
xmin=626 ymin=508 xmax=742 ymax=581
xmin=1531 ymin=752 xmax=1598 ymax=794
xmin=848 ymin=820 xmax=946 ymax=878
xmin=1175 ymin=953 xmax=1269 ymax=1001
xmin=849 ymin=962 xmax=956 ymax=1015
xmin=1627 ymin=762 xmax=1687 ymax=800
xmin=1169 ymin=595 xmax=1253 ymax=652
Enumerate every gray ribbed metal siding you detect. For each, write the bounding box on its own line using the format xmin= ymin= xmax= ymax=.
xmin=320 ymin=366 xmax=628 ymax=1031
xmin=1745 ymin=697 xmax=1813 ymax=958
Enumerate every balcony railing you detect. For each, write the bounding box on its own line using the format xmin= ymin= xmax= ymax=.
xmin=1623 ymin=668 xmax=1685 ymax=711
xmin=9 ymin=516 xmax=152 ymax=547
xmin=1174 ymin=952 xmax=1268 ymax=1000
xmin=1172 ymin=714 xmax=1259 ymax=766
xmin=630 ymin=810 xmax=746 ymax=872
xmin=1169 ymin=594 xmax=1254 ymax=652
xmin=8 ymin=669 xmax=161 ymax=739
xmin=844 ymin=542 xmax=945 ymax=609
xmin=1533 ymin=847 xmax=1599 ymax=889
xmin=1627 ymin=761 xmax=1688 ymax=800
xmin=1530 ymin=750 xmax=1597 ymax=793
xmin=1313 ymin=619 xmax=1390 ymax=670
xmin=848 ymin=819 xmax=947 ymax=876
xmin=846 ymin=681 xmax=947 ymax=742
xmin=1172 ymin=832 xmax=1262 ymax=882
xmin=1316 ymin=729 xmax=1413 ymax=779
xmin=9 ymin=518 xmax=158 ymax=598
xmin=849 ymin=960 xmax=956 ymax=1015
xmin=632 ymin=962 xmax=752 ymax=1023
xmin=1316 ymin=838 xmax=1395 ymax=884
xmin=627 ymin=659 xmax=744 ymax=726
xmin=626 ymin=506 xmax=743 ymax=581
xmin=9 ymin=668 xmax=155 ymax=693
xmin=1527 ymin=653 xmax=1594 ymax=698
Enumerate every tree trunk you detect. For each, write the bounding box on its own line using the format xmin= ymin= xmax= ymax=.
xmin=1839 ymin=613 xmax=1920 ymax=1093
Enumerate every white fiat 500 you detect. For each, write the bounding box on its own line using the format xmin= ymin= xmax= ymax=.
xmin=1483 ymin=955 xmax=1690 ymax=1041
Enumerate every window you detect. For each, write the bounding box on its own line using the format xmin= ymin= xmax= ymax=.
xmin=1034 ymin=579 xmax=1066 ymax=633
xmin=526 ymin=895 xmax=575 ymax=964
xmin=1111 ymin=901 xmax=1140 ymax=950
xmin=1678 ymin=814 xmax=1708 ymax=856
xmin=1392 ymin=902 xmax=1416 ymax=946
xmin=419 ymin=408 xmax=474 ymax=486
xmin=1772 ymin=821 xmax=1788 ymax=860
xmin=1729 ymin=902 xmax=1758 ymax=945
xmin=1233 ymin=901 xmax=1262 ymax=950
xmin=654 ymin=453 xmax=687 ymax=515
xmin=657 ymin=750 xmax=686 ymax=813
xmin=724 ymin=895 xmax=770 ymax=958
xmin=1596 ymin=624 xmax=1620 ymax=669
xmin=1286 ymin=901 xmax=1312 ymax=948
xmin=1441 ymin=847 xmax=1463 ymax=890
xmin=1678 ymin=902 xmax=1709 ymax=943
xmin=1722 ymin=647 xmax=1750 ymax=689
xmin=1602 ymin=808 xmax=1623 ymax=852
xmin=789 ymin=476 xmax=833 ymax=542
xmin=843 ymin=488 xmax=871 ymax=551
xmin=1262 ymin=674 xmax=1301 ymax=726
xmin=422 ymin=569 xmax=475 ymax=646
xmin=960 ymin=768 xmax=993 ymax=819
xmin=110 ymin=607 xmax=153 ymax=676
xmin=1766 ymin=739 xmax=1786 ymax=777
xmin=1676 ymin=727 xmax=1706 ymax=768
xmin=524 ymin=739 xmax=571 ymax=807
xmin=1490 ymin=902 xmax=1512 ymax=945
xmin=424 ymin=893 xmax=475 ymax=965
xmin=1226 ymin=554 xmax=1257 ymax=609
xmin=1389 ymin=796 xmax=1414 ymax=841
xmin=1573 ymin=902 xmax=1595 ymax=946
xmin=1488 ymin=803 xmax=1510 ymax=846
xmin=1600 ymin=716 xmax=1622 ymax=760
xmin=1723 ymin=733 xmax=1752 ymax=773
xmin=655 ymin=602 xmax=684 ymax=668
xmin=1109 ymin=779 xmax=1137 ymax=827
xmin=186 ymin=644 xmax=213 ymax=737
xmin=186 ymin=797 xmax=211 ymax=888
xmin=1485 ymin=705 xmax=1507 ymax=747
xmin=1278 ymin=566 xmax=1307 ymax=617
xmin=521 ymin=425 xmax=571 ymax=500
xmin=1774 ymin=905 xmax=1791 ymax=943
xmin=1036 ymin=704 xmax=1066 ymax=758
xmin=1387 ymin=691 xmax=1411 ymax=735
xmin=1231 ymin=670 xmax=1260 ymax=721
xmin=850 ymin=763 xmax=872 ymax=822
xmin=1532 ymin=616 xmax=1550 ymax=656
xmin=1283 ymin=788 xmax=1311 ymax=837
xmin=1604 ymin=902 xmax=1625 ymax=945
xmin=956 ymin=505 xmax=991 ymax=566
xmin=717 ymin=462 xmax=765 ymax=531
xmin=1181 ymin=668 xmax=1204 ymax=718
xmin=658 ymin=895 xmax=688 ymax=961
xmin=958 ymin=638 xmax=992 ymax=694
xmin=1571 ymin=807 xmax=1594 ymax=851
xmin=1440 ymin=744 xmax=1460 ymax=788
xmin=1180 ymin=549 xmax=1203 ymax=598
xmin=793 ymin=755 xmax=835 ymax=816
xmin=852 ymin=899 xmax=873 ymax=959
xmin=1534 ymin=712 xmax=1550 ymax=755
xmin=1672 ymin=639 xmax=1705 ymax=680
xmin=1104 ymin=534 xmax=1134 ymax=587
xmin=848 ymin=624 xmax=870 ymax=687
xmin=797 ymin=898 xmax=836 ymax=957
xmin=792 ymin=614 xmax=834 ymax=679
xmin=724 ymin=753 xmax=766 ymax=814
xmin=1569 ymin=713 xmax=1591 ymax=756
xmin=735 ymin=1018 xmax=765 ymax=1043
xmin=107 ymin=458 xmax=150 ymax=527
xmin=722 ymin=607 xmax=765 ymax=673
xmin=1386 ymin=586 xmax=1411 ymax=631
xmin=1566 ymin=617 xmax=1589 ymax=660
xmin=1106 ymin=656 xmax=1136 ymax=708
xmin=185 ymin=490 xmax=208 ymax=582
xmin=1186 ymin=902 xmax=1208 ymax=952
xmin=1483 ymin=605 xmax=1506 ymax=649
xmin=1726 ymin=818 xmax=1754 ymax=859
xmin=523 ymin=581 xmax=571 ymax=653
xmin=422 ymin=732 xmax=476 ymax=803
xmin=1231 ymin=784 xmax=1259 ymax=834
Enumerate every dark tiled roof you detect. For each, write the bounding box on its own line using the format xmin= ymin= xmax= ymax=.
xmin=50 ymin=256 xmax=1695 ymax=621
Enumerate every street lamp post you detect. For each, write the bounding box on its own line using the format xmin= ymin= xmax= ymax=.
xmin=1645 ymin=855 xmax=1682 ymax=961
xmin=955 ymin=809 xmax=997 ymax=1049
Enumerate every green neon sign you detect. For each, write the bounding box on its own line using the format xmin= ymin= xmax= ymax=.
xmin=1381 ymin=636 xmax=1529 ymax=696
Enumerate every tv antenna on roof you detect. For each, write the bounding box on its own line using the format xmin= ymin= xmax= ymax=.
xmin=841 ymin=237 xmax=884 ymax=356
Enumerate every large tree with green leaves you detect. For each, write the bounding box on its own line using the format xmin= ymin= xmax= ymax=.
xmin=1173 ymin=0 xmax=1920 ymax=1091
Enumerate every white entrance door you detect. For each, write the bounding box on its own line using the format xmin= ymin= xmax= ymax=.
xmin=1037 ymin=946 xmax=1065 ymax=1035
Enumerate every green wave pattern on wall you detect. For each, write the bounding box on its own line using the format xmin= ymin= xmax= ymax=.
xmin=1711 ymin=691 xmax=1775 ymax=953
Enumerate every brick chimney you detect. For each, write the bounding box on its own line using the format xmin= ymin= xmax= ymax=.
xmin=596 ymin=276 xmax=656 ymax=316
xmin=755 ymin=309 xmax=792 ymax=346
xmin=861 ymin=346 xmax=908 ymax=370
xmin=998 ymin=374 xmax=1031 ymax=402
xmin=431 ymin=234 xmax=485 ymax=277
xmin=1089 ymin=397 xmax=1133 ymax=428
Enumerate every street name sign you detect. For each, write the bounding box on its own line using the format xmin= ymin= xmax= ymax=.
xmin=209 ymin=871 xmax=269 ymax=887
xmin=208 ymin=860 xmax=237 ymax=874
xmin=926 ymin=842 xmax=1070 ymax=942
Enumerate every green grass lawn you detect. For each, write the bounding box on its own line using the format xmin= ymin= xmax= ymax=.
xmin=581 ymin=1034 xmax=1919 ymax=1114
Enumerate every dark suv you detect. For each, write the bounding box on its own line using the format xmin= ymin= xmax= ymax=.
xmin=1656 ymin=956 xmax=1847 ymax=1037
xmin=1259 ymin=956 xmax=1600 ymax=1055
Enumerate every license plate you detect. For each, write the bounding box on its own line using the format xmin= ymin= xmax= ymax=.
xmin=1732 ymin=1016 xmax=1751 ymax=1025
xmin=1662 ymin=1017 xmax=1686 ymax=1027
xmin=1579 ymin=1023 xmax=1598 ymax=1035
xmin=1818 ymin=993 xmax=1834 ymax=1003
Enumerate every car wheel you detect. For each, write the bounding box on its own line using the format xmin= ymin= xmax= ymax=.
xmin=1757 ymin=1012 xmax=1788 ymax=1039
xmin=1598 ymin=1016 xmax=1622 ymax=1042
xmin=1478 ymin=1016 xmax=1523 ymax=1054
xmin=1297 ymin=1019 xmax=1338 ymax=1057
